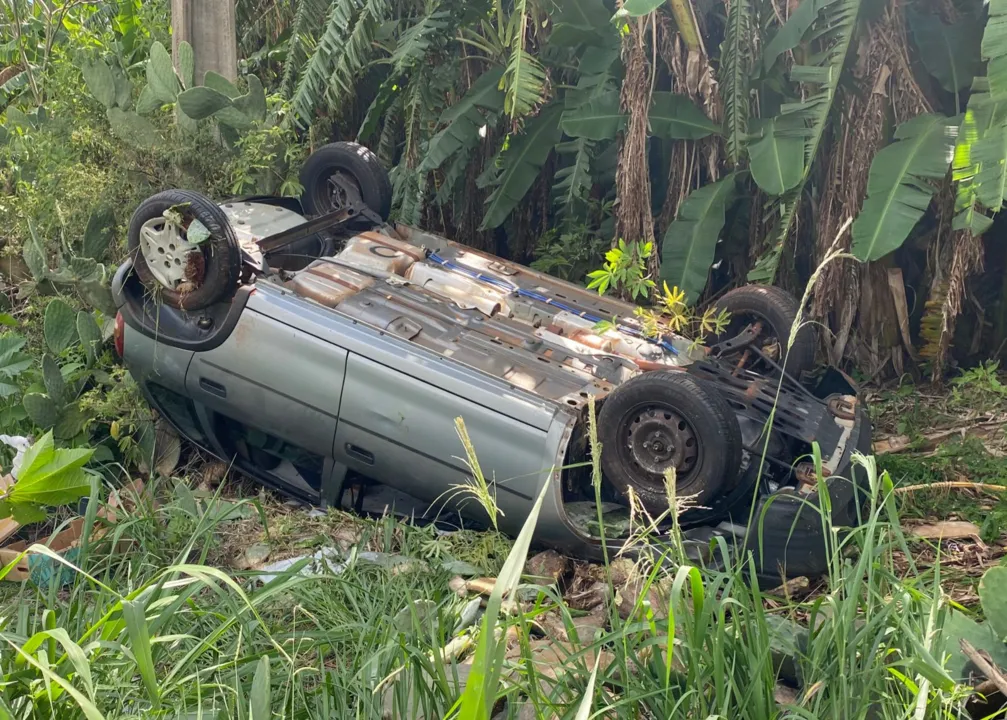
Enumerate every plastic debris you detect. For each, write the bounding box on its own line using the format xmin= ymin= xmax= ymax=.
xmin=0 ymin=435 xmax=32 ymax=478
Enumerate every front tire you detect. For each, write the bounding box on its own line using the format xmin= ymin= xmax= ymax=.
xmin=299 ymin=142 xmax=393 ymax=220
xmin=598 ymin=371 xmax=743 ymax=515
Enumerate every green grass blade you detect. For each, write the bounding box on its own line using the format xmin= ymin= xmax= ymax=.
xmin=250 ymin=655 xmax=271 ymax=720
xmin=122 ymin=599 xmax=161 ymax=709
xmin=456 ymin=479 xmax=551 ymax=719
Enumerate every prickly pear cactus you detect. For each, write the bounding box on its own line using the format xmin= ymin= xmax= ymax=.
xmin=175 ymin=72 xmax=266 ymax=132
xmin=41 ymin=354 xmax=66 ymax=405
xmin=980 ymin=566 xmax=1007 ymax=641
xmin=43 ymin=299 xmax=78 ymax=355
xmin=81 ymin=59 xmax=116 ymax=109
xmin=23 ymin=393 xmax=59 ymax=430
xmin=146 ymin=41 xmax=179 ymax=103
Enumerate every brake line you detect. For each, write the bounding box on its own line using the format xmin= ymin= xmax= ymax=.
xmin=426 ymin=251 xmax=678 ymax=356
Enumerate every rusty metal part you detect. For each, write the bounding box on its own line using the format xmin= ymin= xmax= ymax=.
xmin=256 ymin=202 xmax=383 ymax=254
xmin=827 ymin=395 xmax=858 ymax=421
xmin=794 ymin=461 xmax=832 ymax=493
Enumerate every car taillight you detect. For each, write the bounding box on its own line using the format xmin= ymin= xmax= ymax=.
xmin=114 ymin=312 xmax=125 ymax=358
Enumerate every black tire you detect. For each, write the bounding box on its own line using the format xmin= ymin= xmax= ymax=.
xmin=710 ymin=285 xmax=816 ymax=378
xmin=598 ymin=371 xmax=743 ymax=515
xmin=299 ymin=142 xmax=393 ymax=220
xmin=127 ymin=190 xmax=242 ymax=311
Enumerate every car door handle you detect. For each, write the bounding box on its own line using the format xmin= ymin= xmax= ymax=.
xmin=199 ymin=378 xmax=227 ymax=398
xmin=345 ymin=444 xmax=375 ymax=465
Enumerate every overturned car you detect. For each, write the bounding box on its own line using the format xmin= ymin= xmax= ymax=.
xmin=112 ymin=142 xmax=872 ymax=580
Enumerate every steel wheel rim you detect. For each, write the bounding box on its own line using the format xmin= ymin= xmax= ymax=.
xmin=617 ymin=403 xmax=702 ymax=489
xmin=139 ymin=217 xmax=200 ymax=289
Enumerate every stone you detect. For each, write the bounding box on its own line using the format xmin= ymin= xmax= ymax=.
xmin=234 ymin=542 xmax=271 ymax=570
xmin=525 ymin=550 xmax=571 ymax=585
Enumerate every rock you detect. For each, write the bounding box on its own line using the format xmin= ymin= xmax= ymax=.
xmin=393 ymin=599 xmax=438 ymax=634
xmin=448 ymin=576 xmax=468 ymax=597
xmin=774 ymin=683 xmax=800 ymax=706
xmin=612 ymin=561 xmax=670 ymax=621
xmin=234 ymin=542 xmax=271 ymax=570
xmin=525 ymin=550 xmax=571 ymax=585
xmin=330 ymin=524 xmax=362 ymax=551
xmin=569 ymin=607 xmax=607 ymax=643
xmin=766 ymin=615 xmax=808 ymax=686
xmin=506 ymin=638 xmax=615 ymax=683
xmin=442 ymin=559 xmax=483 ymax=576
xmin=565 ymin=563 xmax=610 ymax=611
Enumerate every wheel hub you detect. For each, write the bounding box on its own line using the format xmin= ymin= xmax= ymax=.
xmin=325 ymin=171 xmax=363 ymax=211
xmin=139 ymin=217 xmax=200 ymax=289
xmin=626 ymin=408 xmax=698 ymax=477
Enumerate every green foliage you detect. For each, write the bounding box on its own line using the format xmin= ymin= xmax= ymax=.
xmin=649 ymin=93 xmax=721 ymax=140
xmin=561 ymin=90 xmax=625 ymax=140
xmin=721 ymin=0 xmax=752 ymax=166
xmin=177 ymin=40 xmax=195 ymax=90
xmin=0 ymin=335 xmax=31 ymax=399
xmin=852 ymin=113 xmax=958 ymax=262
xmin=949 ymin=0 xmax=1007 ymax=234
xmin=587 ymin=239 xmax=655 ymax=300
xmin=82 ymin=205 xmax=115 ymax=261
xmin=748 ymin=118 xmax=803 ymax=195
xmin=615 ymin=0 xmax=667 ymax=17
xmin=908 ymin=9 xmax=983 ymax=96
xmin=106 ymin=107 xmax=161 ymax=148
xmin=81 ymin=59 xmax=117 ymax=109
xmin=420 ymin=68 xmax=505 ymax=173
xmin=146 ymin=40 xmax=179 ymax=103
xmin=0 ymin=431 xmax=92 ymax=522
xmin=749 ymin=0 xmax=864 ymax=283
xmin=501 ymin=0 xmax=548 ymax=119
xmin=660 ymin=174 xmax=738 ymax=304
xmin=177 ymin=86 xmax=234 ymax=119
xmin=980 ymin=566 xmax=1007 ymax=641
xmin=552 ymin=138 xmax=596 ymax=221
xmin=481 ymin=104 xmax=564 ymax=230
xmin=76 ymin=311 xmax=103 ymax=366
xmin=44 ymin=299 xmax=78 ymax=355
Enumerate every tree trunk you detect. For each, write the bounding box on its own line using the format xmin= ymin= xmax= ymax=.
xmin=171 ymin=0 xmax=238 ymax=84
xmin=615 ymin=17 xmax=656 ymax=274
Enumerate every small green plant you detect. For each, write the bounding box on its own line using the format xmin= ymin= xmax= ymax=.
xmin=0 ymin=430 xmax=93 ymax=524
xmin=951 ymin=360 xmax=1007 ymax=411
xmin=593 ymin=281 xmax=731 ymax=350
xmin=586 ymin=239 xmax=655 ymax=301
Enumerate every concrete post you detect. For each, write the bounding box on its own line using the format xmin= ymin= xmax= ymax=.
xmin=171 ymin=0 xmax=239 ymax=84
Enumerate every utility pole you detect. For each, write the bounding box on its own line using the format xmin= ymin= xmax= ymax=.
xmin=171 ymin=0 xmax=238 ymax=83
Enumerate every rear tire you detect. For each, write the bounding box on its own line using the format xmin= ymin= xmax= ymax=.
xmin=598 ymin=372 xmax=742 ymax=515
xmin=299 ymin=142 xmax=393 ymax=220
xmin=710 ymin=285 xmax=816 ymax=378
xmin=127 ymin=190 xmax=241 ymax=311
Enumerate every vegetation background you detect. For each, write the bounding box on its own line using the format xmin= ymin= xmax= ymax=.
xmin=2 ymin=0 xmax=1007 ymax=717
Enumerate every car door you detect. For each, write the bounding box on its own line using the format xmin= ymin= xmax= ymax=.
xmin=185 ymin=308 xmax=347 ymax=461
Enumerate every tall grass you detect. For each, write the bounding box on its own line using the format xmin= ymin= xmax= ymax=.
xmin=0 ymin=433 xmax=979 ymax=719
